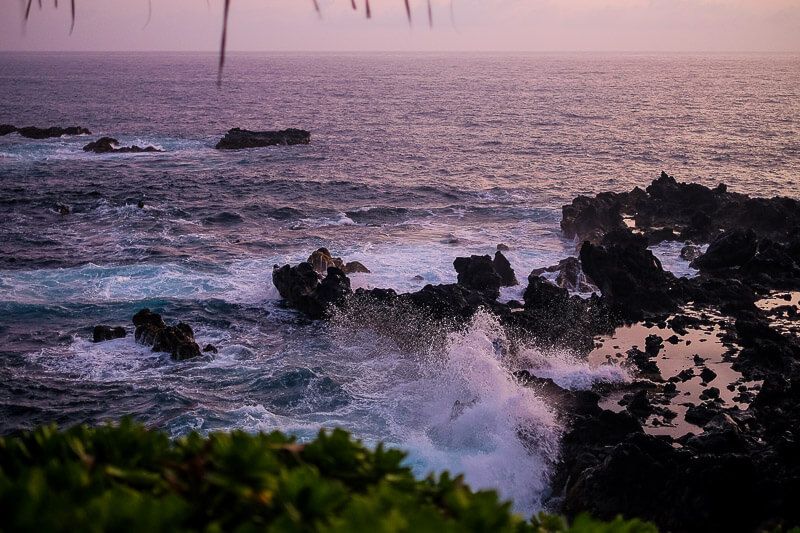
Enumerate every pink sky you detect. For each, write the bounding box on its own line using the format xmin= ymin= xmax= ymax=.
xmin=1 ymin=0 xmax=799 ymax=52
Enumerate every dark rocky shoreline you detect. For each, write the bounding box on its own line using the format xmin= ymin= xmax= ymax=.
xmin=86 ymin=171 xmax=799 ymax=531
xmin=267 ymin=172 xmax=800 ymax=532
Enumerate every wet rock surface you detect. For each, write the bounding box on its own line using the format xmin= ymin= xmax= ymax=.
xmin=92 ymin=325 xmax=126 ymax=343
xmin=215 ymin=128 xmax=310 ymax=150
xmin=272 ymin=263 xmax=352 ymax=319
xmin=1 ymin=125 xmax=91 ymax=139
xmin=306 ymin=248 xmax=370 ymax=276
xmin=548 ymin=173 xmax=800 ymax=532
xmin=132 ymin=308 xmax=201 ymax=361
xmin=83 ymin=137 xmax=162 ymax=154
xmin=529 ymin=256 xmax=595 ymax=292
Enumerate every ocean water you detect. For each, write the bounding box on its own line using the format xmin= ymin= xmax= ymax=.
xmin=1 ymin=52 xmax=798 ymax=513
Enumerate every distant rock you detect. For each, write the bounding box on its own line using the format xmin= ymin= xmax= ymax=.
xmin=92 ymin=325 xmax=126 ymax=343
xmin=215 ymin=128 xmax=310 ymax=150
xmin=132 ymin=308 xmax=201 ymax=360
xmin=83 ymin=137 xmax=162 ymax=154
xmin=16 ymin=126 xmax=91 ymax=139
xmin=0 ymin=124 xmax=16 ymax=136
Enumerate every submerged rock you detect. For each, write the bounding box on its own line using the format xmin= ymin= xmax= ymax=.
xmin=92 ymin=325 xmax=126 ymax=343
xmin=83 ymin=137 xmax=162 ymax=154
xmin=132 ymin=308 xmax=201 ymax=360
xmin=215 ymin=128 xmax=310 ymax=150
xmin=680 ymin=243 xmax=702 ymax=261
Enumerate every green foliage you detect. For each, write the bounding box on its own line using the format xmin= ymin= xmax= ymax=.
xmin=0 ymin=420 xmax=656 ymax=532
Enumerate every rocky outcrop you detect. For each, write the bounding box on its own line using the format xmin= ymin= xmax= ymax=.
xmin=515 ymin=274 xmax=612 ymax=351
xmin=306 ymin=248 xmax=370 ymax=276
xmin=579 ymin=236 xmax=685 ymax=320
xmin=453 ymin=255 xmax=503 ymax=298
xmin=272 ymin=263 xmax=352 ymax=319
xmin=560 ymin=192 xmax=629 ymax=244
xmin=550 ymin=332 xmax=800 ymax=532
xmin=692 ymin=229 xmax=758 ymax=270
xmin=2 ymin=125 xmax=92 ymax=139
xmin=92 ymin=325 xmax=126 ymax=343
xmin=452 ymin=251 xmax=517 ymax=300
xmin=548 ymin=173 xmax=800 ymax=532
xmin=492 ymin=251 xmax=518 ymax=286
xmin=215 ymin=128 xmax=310 ymax=150
xmin=83 ymin=137 xmax=162 ymax=154
xmin=132 ymin=309 xmax=201 ymax=361
xmin=563 ymin=171 xmax=800 ymax=246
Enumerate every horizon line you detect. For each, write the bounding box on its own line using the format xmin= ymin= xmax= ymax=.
xmin=2 ymin=49 xmax=797 ymax=54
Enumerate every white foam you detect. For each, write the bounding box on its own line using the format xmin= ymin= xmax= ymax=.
xmin=650 ymin=241 xmax=707 ymax=279
xmin=27 ymin=335 xmax=167 ymax=383
xmin=517 ymin=347 xmax=631 ymax=391
xmin=0 ymin=259 xmax=278 ymax=305
xmin=336 ymin=311 xmax=561 ymax=515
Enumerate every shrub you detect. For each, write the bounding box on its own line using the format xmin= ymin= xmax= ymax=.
xmin=0 ymin=419 xmax=657 ymax=532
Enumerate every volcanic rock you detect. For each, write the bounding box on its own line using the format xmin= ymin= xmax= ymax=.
xmin=16 ymin=126 xmax=91 ymax=139
xmin=132 ymin=308 xmax=201 ymax=360
xmin=83 ymin=137 xmax=162 ymax=154
xmin=92 ymin=325 xmax=126 ymax=343
xmin=215 ymin=128 xmax=310 ymax=149
xmin=272 ymin=263 xmax=351 ymax=319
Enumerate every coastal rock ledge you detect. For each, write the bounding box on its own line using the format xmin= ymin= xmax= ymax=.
xmin=215 ymin=128 xmax=311 ymax=150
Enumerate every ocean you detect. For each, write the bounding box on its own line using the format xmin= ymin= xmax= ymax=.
xmin=1 ymin=51 xmax=798 ymax=513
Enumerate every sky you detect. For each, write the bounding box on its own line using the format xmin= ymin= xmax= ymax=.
xmin=0 ymin=0 xmax=799 ymax=53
